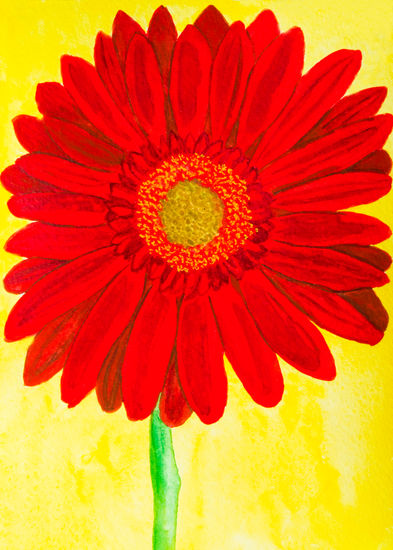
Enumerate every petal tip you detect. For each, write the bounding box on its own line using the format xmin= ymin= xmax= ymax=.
xmin=1 ymin=165 xmax=13 ymax=191
xmin=316 ymin=355 xmax=336 ymax=382
xmin=198 ymin=409 xmax=225 ymax=425
xmin=194 ymin=5 xmax=227 ymax=28
xmin=259 ymin=387 xmax=284 ymax=408
xmin=376 ymin=86 xmax=388 ymax=101
xmin=368 ymin=331 xmax=384 ymax=346
xmin=4 ymin=319 xmax=20 ymax=343
xmin=152 ymin=5 xmax=171 ymax=16
xmin=114 ymin=9 xmax=129 ymax=22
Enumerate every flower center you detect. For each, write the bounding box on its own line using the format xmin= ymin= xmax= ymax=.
xmin=159 ymin=179 xmax=224 ymax=247
xmin=136 ymin=154 xmax=255 ymax=272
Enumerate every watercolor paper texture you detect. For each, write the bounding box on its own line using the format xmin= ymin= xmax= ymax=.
xmin=0 ymin=1 xmax=392 ymax=549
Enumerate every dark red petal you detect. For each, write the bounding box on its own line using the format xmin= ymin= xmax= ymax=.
xmin=4 ymin=258 xmax=64 ymax=294
xmin=210 ymin=22 xmax=253 ymax=142
xmin=4 ymin=246 xmax=127 ymax=341
xmin=350 ymin=149 xmax=392 ymax=174
xmin=94 ymin=32 xmax=137 ymax=124
xmin=1 ymin=165 xmax=56 ymax=194
xmin=13 ymin=115 xmax=64 ymax=156
xmin=112 ymin=10 xmax=144 ymax=68
xmin=343 ymin=289 xmax=388 ymax=332
xmin=177 ymin=295 xmax=226 ymax=424
xmin=126 ymin=34 xmax=166 ymax=142
xmin=24 ymin=293 xmax=99 ymax=386
xmin=334 ymin=244 xmax=391 ymax=271
xmin=17 ymin=154 xmax=112 ymax=198
xmin=261 ymin=115 xmax=393 ymax=193
xmin=61 ymin=268 xmax=145 ymax=407
xmin=270 ymin=212 xmax=391 ymax=246
xmin=44 ymin=116 xmax=124 ymax=168
xmin=211 ymin=282 xmax=283 ymax=407
xmin=36 ymin=82 xmax=88 ymax=126
xmin=318 ymin=87 xmax=388 ymax=134
xmin=246 ymin=10 xmax=280 ymax=58
xmin=261 ymin=240 xmax=389 ymax=290
xmin=8 ymin=193 xmax=108 ymax=226
xmin=61 ymin=55 xmax=144 ymax=149
xmin=169 ymin=25 xmax=211 ymax=138
xmin=236 ymin=27 xmax=304 ymax=151
xmin=147 ymin=6 xmax=177 ymax=82
xmin=194 ymin=5 xmax=229 ymax=55
xmin=159 ymin=355 xmax=193 ymax=427
xmin=254 ymin=49 xmax=362 ymax=166
xmin=272 ymin=172 xmax=392 ymax=212
xmin=122 ymin=288 xmax=178 ymax=421
xmin=96 ymin=322 xmax=133 ymax=413
xmin=6 ymin=222 xmax=114 ymax=260
xmin=240 ymin=270 xmax=336 ymax=380
xmin=269 ymin=274 xmax=385 ymax=345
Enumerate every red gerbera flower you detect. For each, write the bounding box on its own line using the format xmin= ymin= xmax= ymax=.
xmin=3 ymin=6 xmax=392 ymax=427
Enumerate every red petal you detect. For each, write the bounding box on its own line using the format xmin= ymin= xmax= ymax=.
xmin=1 ymin=165 xmax=56 ymax=194
xmin=16 ymin=154 xmax=112 ymax=198
xmin=318 ymin=87 xmax=387 ymax=134
xmin=94 ymin=32 xmax=137 ymax=124
xmin=126 ymin=34 xmax=166 ymax=142
xmin=8 ymin=193 xmax=108 ymax=226
xmin=44 ymin=116 xmax=124 ymax=168
xmin=246 ymin=10 xmax=280 ymax=58
xmin=210 ymin=22 xmax=253 ymax=142
xmin=4 ymin=258 xmax=64 ymax=294
xmin=194 ymin=5 xmax=229 ymax=55
xmin=36 ymin=82 xmax=89 ymax=127
xmin=112 ymin=10 xmax=144 ymax=68
xmin=334 ymin=244 xmax=391 ymax=271
xmin=36 ymin=83 xmax=113 ymax=146
xmin=159 ymin=356 xmax=193 ymax=427
xmin=61 ymin=268 xmax=145 ymax=407
xmin=236 ymin=27 xmax=304 ymax=151
xmin=6 ymin=222 xmax=114 ymax=260
xmin=211 ymin=282 xmax=283 ymax=407
xmin=169 ymin=25 xmax=211 ymax=138
xmin=177 ymin=296 xmax=226 ymax=424
xmin=343 ymin=289 xmax=388 ymax=332
xmin=24 ymin=293 xmax=99 ymax=386
xmin=96 ymin=322 xmax=133 ymax=412
xmin=148 ymin=6 xmax=177 ymax=82
xmin=261 ymin=240 xmax=389 ymax=290
xmin=269 ymin=274 xmax=385 ymax=345
xmin=254 ymin=49 xmax=362 ymax=166
xmin=61 ymin=55 xmax=144 ymax=149
xmin=122 ymin=288 xmax=178 ymax=420
xmin=295 ymin=88 xmax=388 ymax=150
xmin=272 ymin=172 xmax=391 ymax=212
xmin=240 ymin=270 xmax=336 ymax=380
xmin=261 ymin=115 xmax=393 ymax=192
xmin=270 ymin=212 xmax=391 ymax=246
xmin=13 ymin=115 xmax=64 ymax=156
xmin=4 ymin=247 xmax=127 ymax=341
xmin=350 ymin=149 xmax=392 ymax=174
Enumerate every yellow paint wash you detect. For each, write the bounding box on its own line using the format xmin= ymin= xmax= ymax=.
xmin=0 ymin=1 xmax=392 ymax=548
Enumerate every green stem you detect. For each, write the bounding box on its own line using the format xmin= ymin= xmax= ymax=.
xmin=150 ymin=404 xmax=181 ymax=550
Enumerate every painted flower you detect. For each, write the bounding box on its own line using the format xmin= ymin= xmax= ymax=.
xmin=3 ymin=6 xmax=392 ymax=427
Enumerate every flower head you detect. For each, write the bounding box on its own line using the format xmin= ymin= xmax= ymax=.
xmin=3 ymin=6 xmax=392 ymax=426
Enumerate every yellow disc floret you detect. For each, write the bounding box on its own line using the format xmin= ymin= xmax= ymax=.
xmin=159 ymin=179 xmax=224 ymax=247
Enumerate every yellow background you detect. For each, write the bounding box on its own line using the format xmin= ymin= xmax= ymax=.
xmin=0 ymin=1 xmax=392 ymax=548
